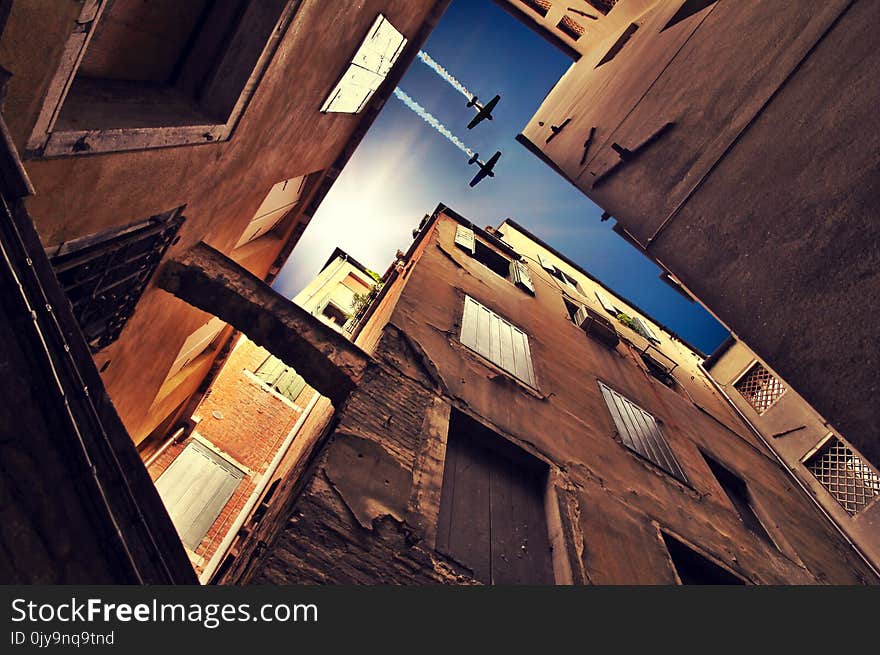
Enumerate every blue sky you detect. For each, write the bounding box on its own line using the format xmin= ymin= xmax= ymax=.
xmin=273 ymin=0 xmax=729 ymax=354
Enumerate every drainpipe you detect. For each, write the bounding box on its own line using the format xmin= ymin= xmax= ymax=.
xmin=198 ymin=391 xmax=322 ymax=584
xmin=698 ymin=362 xmax=880 ymax=580
xmin=144 ymin=427 xmax=186 ymax=469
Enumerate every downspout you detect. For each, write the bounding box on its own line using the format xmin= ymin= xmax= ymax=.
xmin=199 ymin=390 xmax=322 ymax=584
xmin=698 ymin=361 xmax=880 ymax=580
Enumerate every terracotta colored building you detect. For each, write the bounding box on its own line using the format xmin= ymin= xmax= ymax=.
xmin=146 ymin=249 xmax=377 ymax=582
xmin=505 ymin=0 xmax=880 ymax=470
xmin=218 ymin=205 xmax=877 ymax=585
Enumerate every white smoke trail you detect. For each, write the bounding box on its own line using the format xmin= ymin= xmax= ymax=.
xmin=393 ymin=87 xmax=475 ymax=159
xmin=416 ymin=50 xmax=474 ymax=100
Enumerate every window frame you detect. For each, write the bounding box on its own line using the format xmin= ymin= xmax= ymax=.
xmin=26 ymin=0 xmax=303 ymax=158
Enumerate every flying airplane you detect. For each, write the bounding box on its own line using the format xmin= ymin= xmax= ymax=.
xmin=468 ymin=151 xmax=501 ymax=187
xmin=466 ymin=94 xmax=501 ymax=129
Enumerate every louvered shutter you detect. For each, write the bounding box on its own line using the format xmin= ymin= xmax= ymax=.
xmin=155 ymin=441 xmax=245 ymax=549
xmin=598 ymin=381 xmax=687 ymax=482
xmin=595 ymin=290 xmax=619 ymax=315
xmin=510 ymin=260 xmax=535 ymax=294
xmin=454 ymin=225 xmax=475 ymax=254
xmin=538 ymin=252 xmax=557 ymax=273
xmin=275 ymin=368 xmax=306 ymax=403
xmin=632 ymin=316 xmax=660 ymax=343
xmin=460 ymin=296 xmax=536 ymax=387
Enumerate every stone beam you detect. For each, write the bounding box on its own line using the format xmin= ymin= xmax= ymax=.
xmin=157 ymin=242 xmax=371 ymax=404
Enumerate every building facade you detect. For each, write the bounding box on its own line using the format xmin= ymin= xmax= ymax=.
xmin=0 ymin=0 xmax=449 ymax=451
xmin=704 ymin=338 xmax=880 ymax=570
xmin=508 ymin=0 xmax=880 ymax=470
xmin=219 ymin=205 xmax=877 ymax=585
xmin=146 ymin=250 xmax=377 ymax=582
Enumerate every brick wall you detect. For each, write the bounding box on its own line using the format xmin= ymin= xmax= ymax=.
xmin=148 ymin=337 xmax=312 ymax=574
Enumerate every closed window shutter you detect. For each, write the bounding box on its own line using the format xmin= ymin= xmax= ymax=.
xmin=254 ymin=355 xmax=285 ymax=386
xmin=510 ymin=260 xmax=535 ymax=294
xmin=275 ymin=368 xmax=306 ymax=403
xmin=454 ymin=225 xmax=475 ymax=254
xmin=461 ymin=296 xmax=536 ymax=387
xmin=155 ymin=441 xmax=245 ymax=550
xmin=598 ymin=381 xmax=687 ymax=482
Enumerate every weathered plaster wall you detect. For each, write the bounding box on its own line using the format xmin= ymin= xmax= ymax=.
xmin=241 ymin=211 xmax=876 ymax=584
xmin=516 ymin=0 xmax=880 ymax=466
xmin=0 ymin=0 xmax=449 ymax=443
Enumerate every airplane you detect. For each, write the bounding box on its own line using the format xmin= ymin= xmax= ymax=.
xmin=466 ymin=94 xmax=500 ymax=129
xmin=468 ymin=151 xmax=501 ymax=187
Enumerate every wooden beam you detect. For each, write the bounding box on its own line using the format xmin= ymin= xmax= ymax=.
xmin=157 ymin=242 xmax=371 ymax=404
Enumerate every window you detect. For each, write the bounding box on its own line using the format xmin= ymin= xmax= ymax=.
xmin=662 ymin=0 xmax=717 ymax=31
xmin=640 ymin=347 xmax=677 ymax=387
xmin=166 ymin=316 xmax=226 ymax=380
xmin=598 ymin=381 xmax=687 ymax=482
xmin=341 ymin=272 xmax=372 ymax=294
xmin=436 ymin=411 xmax=554 ymax=584
xmin=47 ymin=206 xmax=185 ymax=352
xmin=538 ymin=252 xmax=580 ymax=292
xmin=565 ymin=299 xmax=619 ymax=348
xmin=804 ymin=436 xmax=880 ymax=515
xmin=254 ymin=355 xmax=306 ymax=404
xmin=454 ymin=225 xmax=534 ymax=294
xmin=520 ymin=0 xmax=552 ymax=18
xmin=662 ymin=532 xmax=745 ymax=585
xmin=557 ymin=16 xmax=585 ymax=41
xmin=234 ymin=175 xmax=307 ymax=248
xmin=321 ymin=302 xmax=349 ymax=328
xmin=596 ymin=23 xmax=638 ymax=67
xmin=595 ymin=290 xmax=621 ymax=315
xmin=702 ymin=453 xmax=775 ymax=547
xmin=460 ymin=296 xmax=537 ymax=387
xmin=734 ymin=362 xmax=786 ymax=414
xmin=29 ymin=0 xmax=301 ymax=157
xmin=155 ymin=440 xmax=245 ymax=550
xmin=321 ymin=14 xmax=407 ymax=113
xmin=585 ymin=0 xmax=618 ymax=15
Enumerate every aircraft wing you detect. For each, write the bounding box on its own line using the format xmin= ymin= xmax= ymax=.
xmin=467 ymin=95 xmax=500 ymax=130
xmin=469 ymin=167 xmax=489 ymax=187
xmin=483 ymin=151 xmax=501 ymax=169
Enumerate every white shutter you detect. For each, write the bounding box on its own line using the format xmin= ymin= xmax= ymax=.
xmin=632 ymin=316 xmax=660 ymax=343
xmin=155 ymin=441 xmax=245 ymax=550
xmin=460 ymin=296 xmax=536 ymax=387
xmin=166 ymin=317 xmax=225 ymax=380
xmin=454 ymin=225 xmax=476 ymax=254
xmin=595 ymin=290 xmax=619 ymax=315
xmin=510 ymin=260 xmax=535 ymax=294
xmin=574 ymin=305 xmax=590 ymax=329
xmin=538 ymin=252 xmax=557 ymax=273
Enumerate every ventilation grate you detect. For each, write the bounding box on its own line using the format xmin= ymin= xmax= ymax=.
xmin=734 ymin=362 xmax=785 ymax=414
xmin=805 ymin=437 xmax=880 ymax=515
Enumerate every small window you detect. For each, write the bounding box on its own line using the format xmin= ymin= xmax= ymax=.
xmin=585 ymin=0 xmax=618 ymax=15
xmin=557 ymin=16 xmax=585 ymax=41
xmin=538 ymin=252 xmax=581 ymax=292
xmin=48 ymin=206 xmax=185 ymax=352
xmin=520 ymin=0 xmax=552 ymax=18
xmin=321 ymin=302 xmax=349 ymax=328
xmin=155 ymin=440 xmax=245 ymax=550
xmin=321 ymin=15 xmax=407 ymax=113
xmin=702 ymin=452 xmax=775 ymax=547
xmin=598 ymin=381 xmax=687 ymax=482
xmin=662 ymin=0 xmax=717 ymax=31
xmin=596 ymin=23 xmax=638 ymax=67
xmin=460 ymin=296 xmax=536 ymax=387
xmin=640 ymin=347 xmax=677 ymax=387
xmin=804 ymin=436 xmax=880 ymax=515
xmin=341 ymin=272 xmax=372 ymax=294
xmin=662 ymin=532 xmax=745 ymax=585
xmin=566 ymin=299 xmax=619 ymax=349
xmin=436 ymin=411 xmax=554 ymax=584
xmin=254 ymin=355 xmax=306 ymax=404
xmin=30 ymin=1 xmax=301 ymax=157
xmin=454 ymin=225 xmax=533 ymax=294
xmin=234 ymin=175 xmax=306 ymax=248
xmin=595 ymin=290 xmax=621 ymax=316
xmin=473 ymin=241 xmax=512 ymax=278
xmin=734 ymin=362 xmax=786 ymax=414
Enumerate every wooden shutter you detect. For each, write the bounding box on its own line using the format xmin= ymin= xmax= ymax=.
xmin=454 ymin=225 xmax=475 ymax=254
xmin=510 ymin=260 xmax=535 ymax=294
xmin=598 ymin=381 xmax=687 ymax=482
xmin=436 ymin=418 xmax=554 ymax=584
xmin=537 ymin=252 xmax=557 ymax=273
xmin=595 ymin=290 xmax=619 ymax=315
xmin=254 ymin=355 xmax=286 ymax=386
xmin=632 ymin=315 xmax=660 ymax=343
xmin=460 ymin=296 xmax=536 ymax=387
xmin=155 ymin=441 xmax=245 ymax=550
xmin=275 ymin=368 xmax=306 ymax=403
